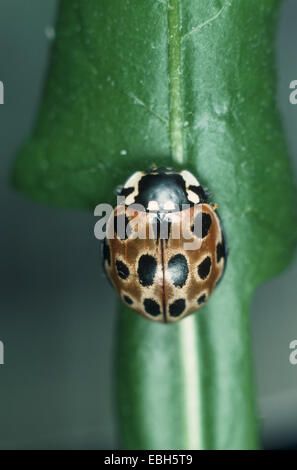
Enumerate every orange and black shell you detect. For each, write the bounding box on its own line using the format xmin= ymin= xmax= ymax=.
xmin=103 ymin=168 xmax=227 ymax=323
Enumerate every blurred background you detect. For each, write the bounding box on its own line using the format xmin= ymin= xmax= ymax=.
xmin=0 ymin=0 xmax=297 ymax=450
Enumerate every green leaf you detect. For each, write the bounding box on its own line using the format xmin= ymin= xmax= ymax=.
xmin=13 ymin=0 xmax=297 ymax=449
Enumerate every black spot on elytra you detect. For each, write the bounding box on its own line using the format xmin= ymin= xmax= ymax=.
xmin=144 ymin=298 xmax=161 ymax=316
xmin=192 ymin=212 xmax=212 ymax=238
xmin=188 ymin=185 xmax=207 ymax=202
xmin=216 ymin=241 xmax=225 ymax=263
xmin=114 ymin=214 xmax=131 ymax=240
xmin=197 ymin=294 xmax=206 ymax=305
xmin=167 ymin=254 xmax=188 ymax=288
xmin=116 ymin=260 xmax=130 ymax=280
xmin=138 ymin=255 xmax=157 ymax=286
xmin=169 ymin=298 xmax=186 ymax=317
xmin=198 ymin=256 xmax=211 ymax=280
xmin=103 ymin=239 xmax=110 ymax=266
xmin=123 ymin=295 xmax=133 ymax=305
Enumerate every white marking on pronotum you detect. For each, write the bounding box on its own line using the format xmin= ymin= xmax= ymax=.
xmin=187 ymin=190 xmax=199 ymax=204
xmin=124 ymin=171 xmax=143 ymax=206
xmin=0 ymin=81 xmax=4 ymax=104
xmin=148 ymin=200 xmax=160 ymax=211
xmin=182 ymin=1 xmax=232 ymax=40
xmin=124 ymin=171 xmax=143 ymax=189
xmin=0 ymin=340 xmax=4 ymax=365
xmin=164 ymin=200 xmax=176 ymax=210
xmin=180 ymin=170 xmax=200 ymax=187
xmin=179 ymin=316 xmax=204 ymax=449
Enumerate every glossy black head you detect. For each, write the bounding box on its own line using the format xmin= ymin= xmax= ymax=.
xmin=135 ymin=172 xmax=190 ymax=211
xmin=120 ymin=167 xmax=207 ymax=211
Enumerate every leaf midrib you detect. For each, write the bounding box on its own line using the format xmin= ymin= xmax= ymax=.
xmin=168 ymin=0 xmax=185 ymax=165
xmin=168 ymin=0 xmax=204 ymax=450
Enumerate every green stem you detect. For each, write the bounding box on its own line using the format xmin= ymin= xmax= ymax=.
xmin=178 ymin=319 xmax=204 ymax=449
xmin=168 ymin=2 xmax=204 ymax=448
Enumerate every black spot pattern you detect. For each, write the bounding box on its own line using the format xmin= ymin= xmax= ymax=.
xmin=169 ymin=299 xmax=186 ymax=317
xmin=192 ymin=212 xmax=212 ymax=238
xmin=103 ymin=239 xmax=110 ymax=266
xmin=144 ymin=298 xmax=161 ymax=316
xmin=197 ymin=294 xmax=206 ymax=305
xmin=123 ymin=295 xmax=133 ymax=305
xmin=167 ymin=254 xmax=188 ymax=288
xmin=216 ymin=241 xmax=225 ymax=263
xmin=114 ymin=214 xmax=131 ymax=240
xmin=116 ymin=260 xmax=130 ymax=280
xmin=138 ymin=255 xmax=157 ymax=286
xmin=198 ymin=256 xmax=211 ymax=280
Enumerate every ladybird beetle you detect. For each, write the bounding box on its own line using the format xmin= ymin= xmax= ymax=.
xmin=103 ymin=167 xmax=227 ymax=323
